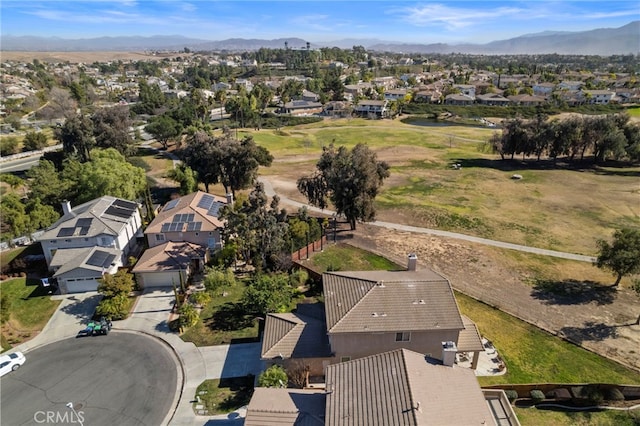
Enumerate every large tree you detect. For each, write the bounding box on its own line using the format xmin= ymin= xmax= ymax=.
xmin=146 ymin=115 xmax=182 ymax=149
xmin=181 ymin=130 xmax=272 ymax=196
xmin=56 ymin=114 xmax=95 ymax=162
xmin=92 ymin=105 xmax=135 ymax=157
xmin=297 ymin=143 xmax=390 ymax=230
xmin=595 ymin=228 xmax=640 ymax=287
xmin=64 ymin=148 xmax=147 ymax=204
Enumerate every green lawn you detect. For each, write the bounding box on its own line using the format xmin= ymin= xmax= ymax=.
xmin=1 ymin=277 xmax=61 ymax=351
xmin=514 ymin=406 xmax=640 ymax=426
xmin=304 ymin=243 xmax=402 ymax=272
xmin=193 ymin=376 xmax=254 ymax=415
xmin=180 ymin=280 xmax=259 ymax=346
xmin=456 ymin=292 xmax=640 ymax=385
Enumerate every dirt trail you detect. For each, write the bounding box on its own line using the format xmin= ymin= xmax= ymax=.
xmin=343 ymin=223 xmax=640 ymax=373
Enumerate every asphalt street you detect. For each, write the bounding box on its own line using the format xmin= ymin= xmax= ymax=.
xmin=1 ymin=332 xmax=178 ymax=426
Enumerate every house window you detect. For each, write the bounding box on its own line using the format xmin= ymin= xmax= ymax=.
xmin=155 ymin=234 xmax=165 ymax=242
xmin=207 ymin=238 xmax=216 ymax=248
xmin=395 ymin=332 xmax=410 ymax=342
xmin=50 ymin=240 xmax=57 ymax=243
xmin=340 ymin=357 xmax=351 ymax=362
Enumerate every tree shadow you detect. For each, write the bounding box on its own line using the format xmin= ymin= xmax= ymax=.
xmin=210 ymin=303 xmax=255 ymax=331
xmin=559 ymin=321 xmax=619 ymax=344
xmin=530 ymin=279 xmax=617 ymax=305
xmin=455 ymin=157 xmax=640 ymax=176
xmin=59 ymin=294 xmax=102 ymax=320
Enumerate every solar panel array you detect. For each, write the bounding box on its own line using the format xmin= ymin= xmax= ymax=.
xmin=104 ymin=205 xmax=133 ymax=218
xmin=57 ymin=227 xmax=75 ymax=237
xmin=164 ymin=199 xmax=180 ymax=211
xmin=197 ymin=194 xmax=215 ymax=210
xmin=86 ymin=250 xmax=117 ymax=268
xmin=172 ymin=213 xmax=195 ymax=223
xmin=161 ymin=222 xmax=185 ymax=232
xmin=76 ymin=218 xmax=93 ymax=227
xmin=187 ymin=222 xmax=202 ymax=232
xmin=112 ymin=199 xmax=138 ymax=210
xmin=207 ymin=202 xmax=224 ymax=217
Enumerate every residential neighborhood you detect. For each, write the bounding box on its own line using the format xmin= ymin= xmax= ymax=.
xmin=1 ymin=13 xmax=640 ymax=426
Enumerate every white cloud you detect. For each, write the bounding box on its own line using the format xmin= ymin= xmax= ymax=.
xmin=391 ymin=3 xmax=526 ymax=29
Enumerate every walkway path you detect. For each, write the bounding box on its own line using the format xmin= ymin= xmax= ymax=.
xmin=258 ymin=176 xmax=595 ymax=263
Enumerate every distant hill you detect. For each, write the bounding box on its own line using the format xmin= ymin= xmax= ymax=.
xmin=1 ymin=21 xmax=637 ymax=55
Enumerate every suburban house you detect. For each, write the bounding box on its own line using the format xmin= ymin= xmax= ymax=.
xmin=353 ymin=99 xmax=388 ymax=118
xmin=383 ymin=88 xmax=408 ymax=101
xmin=261 ymin=255 xmax=485 ymax=375
xmin=278 ymin=100 xmax=324 ymax=116
xmin=506 ymin=94 xmax=546 ymax=106
xmin=453 ymin=84 xmax=476 ymax=99
xmin=444 ymin=93 xmax=475 ymax=105
xmin=132 ymin=191 xmax=229 ymax=289
xmin=476 ymin=93 xmax=511 ymax=106
xmin=247 ymin=348 xmax=519 ymax=426
xmin=582 ymin=89 xmax=615 ymax=104
xmin=37 ymin=196 xmax=142 ymax=293
xmin=533 ymin=82 xmax=556 ymax=97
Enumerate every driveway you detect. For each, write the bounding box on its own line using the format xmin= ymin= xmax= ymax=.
xmin=1 ymin=332 xmax=177 ymax=426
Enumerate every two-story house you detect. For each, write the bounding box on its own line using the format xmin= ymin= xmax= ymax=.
xmin=353 ymin=100 xmax=388 ymax=118
xmin=37 ymin=196 xmax=142 ymax=293
xmin=261 ymin=255 xmax=485 ymax=376
xmin=132 ymin=191 xmax=229 ymax=289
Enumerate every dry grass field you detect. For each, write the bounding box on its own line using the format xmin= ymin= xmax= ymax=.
xmin=0 ymin=51 xmax=188 ymax=63
xmin=246 ymin=118 xmax=640 ymax=257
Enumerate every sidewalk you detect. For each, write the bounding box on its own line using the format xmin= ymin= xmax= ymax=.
xmin=12 ymin=290 xmax=264 ymax=426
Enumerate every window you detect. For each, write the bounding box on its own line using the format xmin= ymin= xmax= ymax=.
xmin=395 ymin=332 xmax=410 ymax=342
xmin=340 ymin=357 xmax=351 ymax=362
xmin=155 ymin=234 xmax=165 ymax=242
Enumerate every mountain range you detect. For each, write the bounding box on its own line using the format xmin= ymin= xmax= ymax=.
xmin=1 ymin=21 xmax=638 ymax=55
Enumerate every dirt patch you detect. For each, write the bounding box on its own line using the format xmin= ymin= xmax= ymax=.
xmin=336 ymin=223 xmax=640 ymax=373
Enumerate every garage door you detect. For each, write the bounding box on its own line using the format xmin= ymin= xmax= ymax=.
xmin=65 ymin=278 xmax=100 ymax=293
xmin=140 ymin=272 xmax=180 ymax=289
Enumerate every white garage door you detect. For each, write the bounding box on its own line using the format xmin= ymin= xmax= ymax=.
xmin=140 ymin=272 xmax=180 ymax=289
xmin=65 ymin=278 xmax=100 ymax=293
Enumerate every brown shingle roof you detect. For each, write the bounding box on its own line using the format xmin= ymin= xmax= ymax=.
xmin=132 ymin=241 xmax=205 ymax=273
xmin=323 ymin=270 xmax=464 ymax=334
xmin=145 ymin=191 xmax=226 ymax=234
xmin=325 ymin=348 xmax=495 ymax=426
xmin=245 ymin=388 xmax=326 ymax=426
xmin=261 ymin=312 xmax=331 ymax=359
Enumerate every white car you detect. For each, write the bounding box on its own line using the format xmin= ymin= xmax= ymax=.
xmin=0 ymin=351 xmax=26 ymax=377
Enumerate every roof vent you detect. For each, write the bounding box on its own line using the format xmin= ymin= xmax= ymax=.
xmin=372 ymin=312 xmax=378 ymax=317
xmin=377 ymin=280 xmax=385 ymax=287
xmin=419 ymin=299 xmax=425 ymax=304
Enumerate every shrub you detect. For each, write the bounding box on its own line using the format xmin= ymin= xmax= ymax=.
xmin=289 ymin=269 xmax=309 ymax=287
xmin=258 ymin=365 xmax=288 ymax=388
xmin=530 ymin=389 xmax=545 ymax=403
xmin=504 ymin=390 xmax=518 ymax=402
xmin=203 ymin=267 xmax=237 ymax=293
xmin=605 ymin=387 xmax=625 ymax=401
xmin=581 ymin=385 xmax=604 ymax=404
xmin=191 ymin=291 xmax=212 ymax=308
xmin=546 ymin=388 xmax=571 ymax=401
xmin=178 ymin=303 xmax=199 ymax=329
xmin=96 ymin=293 xmax=130 ymax=320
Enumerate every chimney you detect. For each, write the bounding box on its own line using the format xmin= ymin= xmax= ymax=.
xmin=407 ymin=253 xmax=418 ymax=271
xmin=62 ymin=200 xmax=72 ymax=216
xmin=225 ymin=193 xmax=234 ymax=205
xmin=442 ymin=341 xmax=457 ymax=367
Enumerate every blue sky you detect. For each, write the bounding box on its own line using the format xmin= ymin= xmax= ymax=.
xmin=1 ymin=1 xmax=638 ymax=44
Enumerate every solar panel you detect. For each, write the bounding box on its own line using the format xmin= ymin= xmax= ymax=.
xmin=197 ymin=194 xmax=215 ymax=210
xmin=185 ymin=213 xmax=195 ymax=222
xmin=112 ymin=199 xmax=137 ymax=210
xmin=161 ymin=223 xmax=171 ymax=232
xmin=86 ymin=250 xmax=116 ymax=268
xmin=57 ymin=227 xmax=75 ymax=237
xmin=164 ymin=199 xmax=180 ymax=211
xmin=207 ymin=201 xmax=225 ymax=217
xmin=172 ymin=214 xmax=181 ymax=223
xmin=187 ymin=222 xmax=202 ymax=232
xmin=76 ymin=218 xmax=93 ymax=227
xmin=79 ymin=226 xmax=91 ymax=236
xmin=104 ymin=205 xmax=133 ymax=218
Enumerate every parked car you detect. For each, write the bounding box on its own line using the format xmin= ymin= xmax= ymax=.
xmin=0 ymin=351 xmax=26 ymax=377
